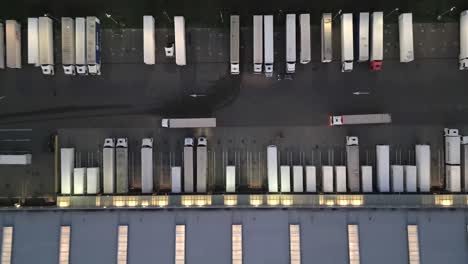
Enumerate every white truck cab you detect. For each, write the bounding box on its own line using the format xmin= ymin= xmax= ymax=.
xmin=197 ymin=137 xmax=207 ymax=146
xmin=104 ymin=138 xmax=115 ymax=148
xmin=116 ymin=138 xmax=128 ymax=148
xmin=184 ymin=137 xmax=194 ymax=147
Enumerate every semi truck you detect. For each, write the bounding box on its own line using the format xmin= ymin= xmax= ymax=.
xmin=75 ymin=18 xmax=87 ymax=75
xmin=0 ymin=154 xmax=32 ymax=165
xmin=6 ymin=20 xmax=21 ymax=69
xmin=196 ymin=137 xmax=208 ymax=192
xmin=60 ymin=148 xmax=74 ymax=195
xmin=183 ymin=138 xmax=194 ymax=192
xmin=38 ymin=16 xmax=54 ymax=75
xmin=391 ymin=165 xmax=404 ymax=192
xmin=293 ymin=165 xmax=303 ymax=192
xmin=174 ymin=16 xmax=186 ymax=66
xmin=321 ymin=13 xmax=332 ymax=62
xmin=253 ymin=15 xmax=263 ymax=73
xmin=171 ymin=166 xmax=182 ymax=193
xmin=460 ymin=10 xmax=468 ymax=70
xmin=462 ymin=137 xmax=468 ymax=191
xmin=335 ymin=166 xmax=347 ymax=192
xmin=358 ymin=12 xmax=369 ymax=62
xmin=286 ymin=14 xmax=296 ymax=73
xmin=141 ymin=138 xmax=153 ymax=194
xmin=143 ymin=16 xmax=155 ymax=65
xmin=116 ymin=138 xmax=129 ymax=194
xmin=376 ymin=145 xmax=390 ymax=192
xmin=280 ymin=165 xmax=290 ymax=192
xmin=73 ymin=168 xmax=85 ymax=195
xmin=361 ymin=166 xmax=373 ymax=192
xmin=86 ymin=167 xmax=100 ymax=194
xmin=161 ymin=118 xmax=216 ymax=128
xmin=415 ymin=144 xmax=430 ymax=192
xmin=444 ymin=129 xmax=461 ymax=192
xmin=398 ymin=13 xmax=414 ymax=63
xmin=329 ymin=113 xmax=392 ymax=126
xmin=230 ymin=15 xmax=240 ymax=74
xmin=299 ymin=14 xmax=311 ymax=64
xmin=370 ymin=12 xmax=383 ymax=70
xmin=263 ymin=15 xmax=274 ymax=76
xmin=226 ymin=165 xmax=236 ymax=192
xmin=322 ymin=166 xmax=334 ymax=192
xmin=346 ymin=136 xmax=360 ymax=192
xmin=103 ymin=138 xmax=115 ymax=194
xmin=267 ymin=145 xmax=278 ymax=192
xmin=341 ymin=13 xmax=354 ymax=72
xmin=305 ymin=166 xmax=316 ymax=192
xmin=61 ymin=17 xmax=76 ymax=75
xmin=27 ymin=18 xmax=39 ymax=66
xmin=0 ymin=22 xmax=4 ymax=69
xmin=86 ymin=16 xmax=101 ymax=75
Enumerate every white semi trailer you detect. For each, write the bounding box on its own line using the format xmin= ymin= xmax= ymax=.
xmin=376 ymin=145 xmax=390 ymax=192
xmin=444 ymin=129 xmax=461 ymax=192
xmin=358 ymin=12 xmax=370 ymax=62
xmin=60 ymin=148 xmax=75 ymax=195
xmin=174 ymin=16 xmax=186 ymax=66
xmin=293 ymin=165 xmax=303 ymax=192
xmin=196 ymin=137 xmax=208 ymax=193
xmin=6 ymin=20 xmax=21 ymax=69
xmin=398 ymin=13 xmax=414 ymax=63
xmin=286 ymin=14 xmax=296 ymax=73
xmin=321 ymin=13 xmax=332 ymax=62
xmin=267 ymin=145 xmax=278 ymax=192
xmin=415 ymin=145 xmax=431 ymax=192
xmin=226 ymin=165 xmax=236 ymax=192
xmin=27 ymin=18 xmax=39 ymax=66
xmin=460 ymin=10 xmax=468 ymax=70
xmin=280 ymin=165 xmax=291 ymax=192
xmin=230 ymin=15 xmax=240 ymax=74
xmin=361 ymin=165 xmax=373 ymax=192
xmin=0 ymin=22 xmax=4 ymax=69
xmin=161 ymin=118 xmax=216 ymax=128
xmin=143 ymin=16 xmax=156 ymax=65
xmin=73 ymin=168 xmax=85 ymax=195
xmin=62 ymin=17 xmax=76 ymax=75
xmin=86 ymin=167 xmax=100 ymax=194
xmin=305 ymin=166 xmax=316 ymax=192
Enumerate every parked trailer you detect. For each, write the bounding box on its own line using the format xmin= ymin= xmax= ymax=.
xmin=86 ymin=16 xmax=101 ymax=75
xmin=141 ymin=138 xmax=153 ymax=194
xmin=264 ymin=15 xmax=274 ymax=76
xmin=321 ymin=13 xmax=333 ymax=62
xmin=230 ymin=15 xmax=240 ymax=74
xmin=398 ymin=13 xmax=414 ymax=63
xmin=161 ymin=118 xmax=216 ymax=128
xmin=415 ymin=144 xmax=431 ymax=192
xmin=0 ymin=154 xmax=32 ymax=165
xmin=293 ymin=165 xmax=304 ymax=192
xmin=73 ymin=168 xmax=85 ymax=195
xmin=143 ymin=16 xmax=155 ymax=65
xmin=103 ymin=138 xmax=115 ymax=194
xmin=446 ymin=165 xmax=461 ymax=192
xmin=405 ymin=165 xmax=417 ymax=192
xmin=322 ymin=166 xmax=334 ymax=192
xmin=391 ymin=165 xmax=404 ymax=192
xmin=62 ymin=17 xmax=76 ymax=75
xmin=253 ymin=15 xmax=263 ymax=73
xmin=280 ymin=165 xmax=291 ymax=192
xmin=335 ymin=166 xmax=347 ymax=192
xmin=86 ymin=167 xmax=100 ymax=194
xmin=358 ymin=12 xmax=369 ymax=61
xmin=361 ymin=166 xmax=373 ymax=192
xmin=183 ymin=138 xmax=194 ymax=192
xmin=444 ymin=128 xmax=460 ymax=165
xmin=341 ymin=13 xmax=354 ymax=72
xmin=27 ymin=18 xmax=39 ymax=66
xmin=330 ymin=113 xmax=392 ymax=126
xmin=370 ymin=12 xmax=383 ymax=70
xmin=60 ymin=148 xmax=74 ymax=195
xmin=346 ymin=136 xmax=360 ymax=192
xmin=299 ymin=14 xmax=311 ymax=64
xmin=6 ymin=20 xmax=21 ymax=68
xmin=38 ymin=17 xmax=54 ymax=75
xmin=376 ymin=145 xmax=390 ymax=192
xmin=116 ymin=138 xmax=129 ymax=194
xmin=226 ymin=165 xmax=236 ymax=192
xmin=460 ymin=10 xmax=468 ymax=70
xmin=286 ymin=14 xmax=296 ymax=73
xmin=174 ymin=16 xmax=186 ymax=66
xmin=463 ymin=137 xmax=468 ymax=191
xmin=171 ymin=166 xmax=182 ymax=193
xmin=0 ymin=22 xmax=4 ymax=69
xmin=75 ymin=18 xmax=87 ymax=75
xmin=196 ymin=137 xmax=208 ymax=193
xmin=305 ymin=166 xmax=316 ymax=192
xmin=267 ymin=145 xmax=278 ymax=192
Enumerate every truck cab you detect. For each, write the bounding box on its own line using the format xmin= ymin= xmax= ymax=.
xmin=142 ymin=138 xmax=153 ymax=148
xmin=104 ymin=138 xmax=115 ymax=148
xmin=116 ymin=138 xmax=128 ymax=148
xmin=329 ymin=116 xmax=343 ymax=126
xmin=197 ymin=137 xmax=207 ymax=147
xmin=184 ymin=137 xmax=194 ymax=147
